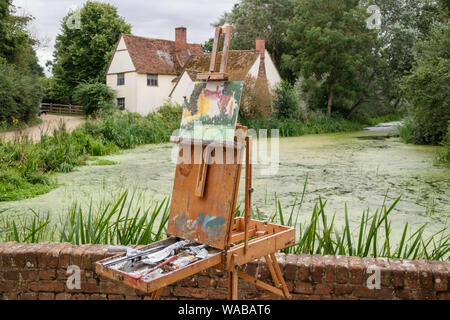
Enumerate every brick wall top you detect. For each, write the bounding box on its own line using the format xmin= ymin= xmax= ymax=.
xmin=0 ymin=242 xmax=449 ymax=300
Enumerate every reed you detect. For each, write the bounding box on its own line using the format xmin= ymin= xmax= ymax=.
xmin=0 ymin=186 xmax=448 ymax=261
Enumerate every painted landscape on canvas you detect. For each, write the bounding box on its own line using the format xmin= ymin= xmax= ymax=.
xmin=179 ymin=81 xmax=244 ymax=142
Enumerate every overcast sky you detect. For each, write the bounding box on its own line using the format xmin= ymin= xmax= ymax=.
xmin=13 ymin=0 xmax=239 ymax=74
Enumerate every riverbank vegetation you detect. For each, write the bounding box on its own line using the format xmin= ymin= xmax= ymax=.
xmin=1 ymin=189 xmax=448 ymax=261
xmin=0 ymin=104 xmax=182 ymax=201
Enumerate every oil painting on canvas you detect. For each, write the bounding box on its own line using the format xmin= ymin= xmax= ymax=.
xmin=179 ymin=81 xmax=244 ymax=142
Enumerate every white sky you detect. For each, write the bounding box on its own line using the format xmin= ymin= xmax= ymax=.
xmin=13 ymin=0 xmax=239 ymax=74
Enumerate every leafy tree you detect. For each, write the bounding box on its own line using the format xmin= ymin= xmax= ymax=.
xmin=370 ymin=0 xmax=441 ymax=112
xmin=50 ymin=1 xmax=131 ymax=102
xmin=211 ymin=0 xmax=294 ymax=79
xmin=73 ymin=82 xmax=115 ymax=116
xmin=0 ymin=63 xmax=43 ymax=124
xmin=284 ymin=0 xmax=382 ymax=117
xmin=400 ymin=21 xmax=450 ymax=145
xmin=0 ymin=0 xmax=42 ymax=75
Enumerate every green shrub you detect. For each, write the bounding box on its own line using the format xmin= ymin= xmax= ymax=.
xmin=0 ymin=63 xmax=43 ymax=124
xmin=73 ymin=82 xmax=115 ymax=116
xmin=273 ymin=80 xmax=300 ymax=119
xmin=437 ymin=124 xmax=450 ymax=165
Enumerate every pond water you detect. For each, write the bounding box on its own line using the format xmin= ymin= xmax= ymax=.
xmin=1 ymin=124 xmax=449 ymax=243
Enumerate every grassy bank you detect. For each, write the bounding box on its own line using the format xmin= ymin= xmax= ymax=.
xmin=0 ymin=188 xmax=448 ymax=260
xmin=0 ymin=104 xmax=181 ymax=201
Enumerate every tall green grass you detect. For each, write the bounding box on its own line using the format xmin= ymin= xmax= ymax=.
xmin=0 ymin=191 xmax=170 ymax=245
xmin=2 ymin=186 xmax=447 ymax=261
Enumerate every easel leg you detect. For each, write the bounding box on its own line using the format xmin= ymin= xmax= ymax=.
xmin=264 ymin=255 xmax=281 ymax=287
xmin=227 ymin=269 xmax=239 ymax=300
xmin=151 ymin=288 xmax=163 ymax=300
xmin=269 ymin=253 xmax=291 ymax=299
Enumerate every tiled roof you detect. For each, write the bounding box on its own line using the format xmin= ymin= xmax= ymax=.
xmin=182 ymin=50 xmax=261 ymax=81
xmin=121 ymin=34 xmax=203 ymax=75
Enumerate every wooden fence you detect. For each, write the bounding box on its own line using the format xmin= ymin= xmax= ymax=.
xmin=40 ymin=103 xmax=85 ymax=116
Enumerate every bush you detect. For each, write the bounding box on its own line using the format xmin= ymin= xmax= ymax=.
xmin=73 ymin=82 xmax=115 ymax=116
xmin=273 ymin=80 xmax=300 ymax=119
xmin=0 ymin=63 xmax=43 ymax=124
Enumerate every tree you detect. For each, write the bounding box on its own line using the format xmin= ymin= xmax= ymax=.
xmin=369 ymin=0 xmax=441 ymax=112
xmin=50 ymin=1 xmax=131 ymax=102
xmin=211 ymin=0 xmax=295 ymax=79
xmin=284 ymin=0 xmax=381 ymax=117
xmin=401 ymin=21 xmax=450 ymax=145
xmin=0 ymin=0 xmax=42 ymax=75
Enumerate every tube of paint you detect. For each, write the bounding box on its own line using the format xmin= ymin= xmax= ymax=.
xmin=171 ymin=255 xmax=198 ymax=269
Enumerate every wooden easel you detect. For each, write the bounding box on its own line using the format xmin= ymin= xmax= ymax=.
xmin=96 ymin=26 xmax=294 ymax=301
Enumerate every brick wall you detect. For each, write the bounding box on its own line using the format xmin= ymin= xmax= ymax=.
xmin=0 ymin=242 xmax=448 ymax=300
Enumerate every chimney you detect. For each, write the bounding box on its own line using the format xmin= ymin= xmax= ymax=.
xmin=175 ymin=27 xmax=187 ymax=51
xmin=175 ymin=27 xmax=189 ymax=66
xmin=256 ymin=38 xmax=267 ymax=79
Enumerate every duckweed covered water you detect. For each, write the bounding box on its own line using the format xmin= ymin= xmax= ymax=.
xmin=1 ymin=127 xmax=448 ymax=243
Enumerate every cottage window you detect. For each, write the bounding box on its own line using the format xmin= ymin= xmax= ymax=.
xmin=117 ymin=73 xmax=125 ymax=86
xmin=117 ymin=98 xmax=125 ymax=110
xmin=147 ymin=74 xmax=158 ymax=87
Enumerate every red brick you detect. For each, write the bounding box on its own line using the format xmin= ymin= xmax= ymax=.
xmin=29 ymin=281 xmax=65 ymax=292
xmin=39 ymin=269 xmax=56 ymax=280
xmin=315 ymin=283 xmax=333 ymax=295
xmin=3 ymin=270 xmax=20 ymax=280
xmin=297 ymin=255 xmax=311 ymax=281
xmin=294 ymin=281 xmax=313 ymax=294
xmin=349 ymin=256 xmax=364 ymax=285
xmin=39 ymin=292 xmax=55 ymax=300
xmin=437 ymin=292 xmax=450 ymax=300
xmin=334 ymin=284 xmax=354 ymax=295
xmin=402 ymin=261 xmax=419 ymax=289
xmin=21 ymin=292 xmax=38 ymax=300
xmin=335 ymin=256 xmax=349 ymax=284
xmin=395 ymin=288 xmax=417 ymax=300
xmin=413 ymin=260 xmax=433 ymax=290
xmin=178 ymin=275 xmax=198 ymax=287
xmin=389 ymin=259 xmax=405 ymax=288
xmin=310 ymin=255 xmax=323 ymax=283
xmin=173 ymin=287 xmax=207 ymax=299
xmin=417 ymin=290 xmax=437 ymax=300
xmin=242 ymin=260 xmax=258 ymax=277
xmin=284 ymin=254 xmax=298 ymax=281
xmin=208 ymin=288 xmax=228 ymax=300
xmin=20 ymin=270 xmax=39 ymax=280
xmin=45 ymin=243 xmax=70 ymax=268
xmin=323 ymin=255 xmax=336 ymax=283
xmin=429 ymin=261 xmax=448 ymax=292
xmin=90 ymin=293 xmax=107 ymax=300
xmin=108 ymin=294 xmax=125 ymax=300
xmin=72 ymin=293 xmax=89 ymax=300
xmin=99 ymin=281 xmax=136 ymax=295
xmin=353 ymin=286 xmax=377 ymax=299
xmin=55 ymin=293 xmax=72 ymax=300
xmin=58 ymin=246 xmax=73 ymax=269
